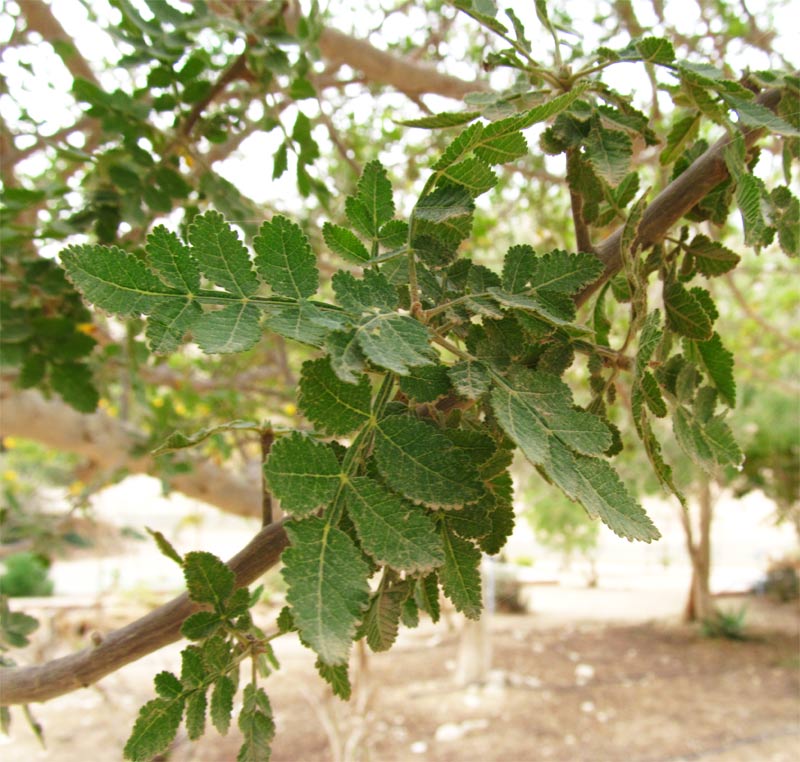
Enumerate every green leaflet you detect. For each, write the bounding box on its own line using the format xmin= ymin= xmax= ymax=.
xmin=282 ymin=517 xmax=371 ymax=665
xmin=237 ymin=685 xmax=275 ymax=762
xmin=254 ymin=215 xmax=319 ymax=299
xmin=664 ymin=282 xmax=713 ymax=340
xmin=356 ymin=160 xmax=395 ymax=236
xmin=354 ymin=313 xmax=437 ymax=375
xmin=210 ymin=676 xmax=235 ymax=735
xmin=398 ymin=364 xmax=451 ymax=402
xmin=437 ymin=158 xmax=498 ymax=196
xmin=546 ymin=441 xmax=661 ymax=542
xmin=183 ymin=551 xmax=235 ymax=610
xmin=193 ymin=303 xmax=262 ymax=354
xmin=185 ymin=691 xmax=207 ymax=741
xmin=685 ymin=234 xmax=740 ymax=276
xmin=721 ymin=93 xmax=800 ymax=136
xmin=152 ymin=420 xmax=262 ymax=456
xmin=373 ymin=415 xmax=484 ymax=508
xmin=315 ymin=659 xmax=351 ymax=699
xmin=322 ymin=222 xmax=370 ymax=263
xmin=345 ymin=476 xmax=444 ymax=573
xmin=188 ymin=211 xmax=259 ymax=297
xmin=298 ymin=357 xmax=372 ymax=436
xmin=501 ymin=244 xmax=536 ymax=292
xmin=673 ymin=406 xmax=743 ymax=472
xmin=585 ymin=125 xmax=632 ymax=186
xmin=529 ymin=250 xmax=604 ymax=294
xmin=264 ymin=301 xmax=332 ymax=348
xmin=438 ymin=527 xmax=482 ymax=619
xmin=399 ymin=110 xmax=481 ymax=128
xmin=332 ymin=269 xmax=398 ymax=313
xmin=448 ymin=360 xmax=491 ymax=399
xmin=490 ymin=367 xmax=612 ymax=459
xmin=414 ymin=185 xmax=475 ymax=222
xmin=362 ymin=580 xmax=408 ymax=652
xmin=263 ymin=432 xmax=341 ymax=516
xmin=50 ymin=362 xmax=99 ymax=412
xmin=146 ymin=225 xmax=200 ymax=292
xmin=694 ymin=332 xmax=736 ymax=407
xmin=326 ymin=329 xmax=368 ymax=383
xmin=123 ymin=696 xmax=185 ymax=761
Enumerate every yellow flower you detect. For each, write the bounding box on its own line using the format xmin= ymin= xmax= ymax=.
xmin=174 ymin=401 xmax=188 ymax=416
xmin=152 ymin=397 xmax=164 ymax=408
xmin=282 ymin=403 xmax=297 ymax=416
xmin=3 ymin=437 xmax=17 ymax=449
xmin=68 ymin=480 xmax=85 ymax=496
xmin=76 ymin=323 xmax=96 ymax=336
xmin=196 ymin=403 xmax=211 ymax=416
xmin=2 ymin=470 xmax=18 ymax=483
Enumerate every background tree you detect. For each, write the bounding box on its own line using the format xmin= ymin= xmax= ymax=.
xmin=0 ymin=0 xmax=797 ymax=759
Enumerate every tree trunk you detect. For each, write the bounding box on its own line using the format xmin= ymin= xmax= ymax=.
xmin=682 ymin=477 xmax=715 ymax=622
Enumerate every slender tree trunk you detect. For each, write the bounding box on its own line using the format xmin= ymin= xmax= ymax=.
xmin=682 ymin=477 xmax=715 ymax=622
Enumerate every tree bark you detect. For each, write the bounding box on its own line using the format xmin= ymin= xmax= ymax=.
xmin=0 ymin=383 xmax=261 ymax=519
xmin=0 ymin=520 xmax=288 ymax=705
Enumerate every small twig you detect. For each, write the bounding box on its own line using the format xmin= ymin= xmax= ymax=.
xmin=260 ymin=429 xmax=274 ymax=527
xmin=567 ymin=149 xmax=594 ymax=253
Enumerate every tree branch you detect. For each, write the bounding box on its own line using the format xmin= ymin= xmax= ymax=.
xmin=0 ymin=383 xmax=261 ymax=519
xmin=0 ymin=520 xmax=289 ymax=706
xmin=575 ymin=84 xmax=786 ymax=308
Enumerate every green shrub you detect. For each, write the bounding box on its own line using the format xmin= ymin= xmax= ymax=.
xmin=0 ymin=552 xmax=54 ymax=597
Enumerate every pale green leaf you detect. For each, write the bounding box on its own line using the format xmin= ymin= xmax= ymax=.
xmin=326 ymin=329 xmax=368 ymax=383
xmin=473 ymin=132 xmax=528 ymax=164
xmin=722 ymin=93 xmax=800 ymax=136
xmin=192 ymin=303 xmax=261 ymax=354
xmin=282 ymin=517 xmax=371 ymax=664
xmin=254 ymin=215 xmax=318 ymax=299
xmin=188 ymin=211 xmax=258 ymax=297
xmin=433 ymin=123 xmax=485 ymax=170
xmin=660 ymin=113 xmax=700 ymax=166
xmin=585 ymin=126 xmax=632 ymax=186
xmin=490 ymin=367 xmax=612 ymax=459
xmin=152 ymin=420 xmax=261 ymax=455
xmin=400 ymin=111 xmax=481 ymax=128
xmin=664 ymin=282 xmax=713 ymax=339
xmin=263 ymin=432 xmax=341 ymax=517
xmin=265 ymin=301 xmax=332 ymax=348
xmin=123 ymin=697 xmax=185 ymax=761
xmin=346 ymin=476 xmax=444 ymax=573
xmin=414 ymin=185 xmax=474 ymax=222
xmin=414 ymin=574 xmax=441 ymax=622
xmin=146 ymin=528 xmax=182 ymax=565
xmin=437 ymin=158 xmax=497 ymax=196
xmin=355 ymin=313 xmax=436 ymax=375
xmin=298 ymin=357 xmax=372 ymax=436
xmin=547 ymin=441 xmax=661 ymax=542
xmin=438 ymin=528 xmax=482 ymax=619
xmin=374 ymin=415 xmax=484 ymax=508
xmin=448 ymin=360 xmax=491 ymax=399
xmin=674 ymin=407 xmax=743 ymax=472
xmin=146 ymin=299 xmax=202 ymax=354
xmin=183 ymin=551 xmax=235 ymax=609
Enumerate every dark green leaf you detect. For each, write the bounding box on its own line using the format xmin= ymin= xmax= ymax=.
xmin=664 ymin=282 xmax=713 ymax=339
xmin=123 ymin=697 xmax=185 ymax=761
xmin=374 ymin=416 xmax=484 ymax=508
xmin=400 ymin=111 xmax=481 ymax=128
xmin=210 ymin=676 xmax=235 ymax=735
xmin=695 ymin=332 xmax=736 ymax=407
xmin=398 ymin=364 xmax=451 ymax=402
xmin=185 ymin=690 xmax=207 ymax=741
xmin=181 ymin=611 xmax=223 ymax=640
xmin=282 ymin=517 xmax=371 ymax=664
xmin=298 ymin=357 xmax=372 ymax=436
xmin=346 ymin=477 xmax=444 ymax=572
xmin=254 ymin=216 xmax=318 ymax=300
xmin=686 ymin=234 xmax=740 ymax=276
xmin=322 ymin=223 xmax=370 ymax=263
xmin=50 ymin=362 xmax=99 ymax=412
xmin=315 ymin=660 xmax=351 ymax=700
xmin=237 ymin=685 xmax=275 ymax=762
xmin=263 ymin=432 xmax=341 ymax=517
xmin=438 ymin=528 xmax=482 ymax=619
xmin=183 ymin=551 xmax=235 ymax=609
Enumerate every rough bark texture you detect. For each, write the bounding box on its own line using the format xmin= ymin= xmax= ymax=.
xmin=0 ymin=383 xmax=261 ymax=519
xmin=0 ymin=520 xmax=289 ymax=705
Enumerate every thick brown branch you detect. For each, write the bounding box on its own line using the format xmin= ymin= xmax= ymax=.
xmin=0 ymin=383 xmax=260 ymax=519
xmin=0 ymin=520 xmax=289 ymax=705
xmin=576 ymin=84 xmax=785 ymax=308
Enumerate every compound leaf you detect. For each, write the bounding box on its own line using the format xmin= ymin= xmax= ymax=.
xmin=237 ymin=685 xmax=275 ymax=762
